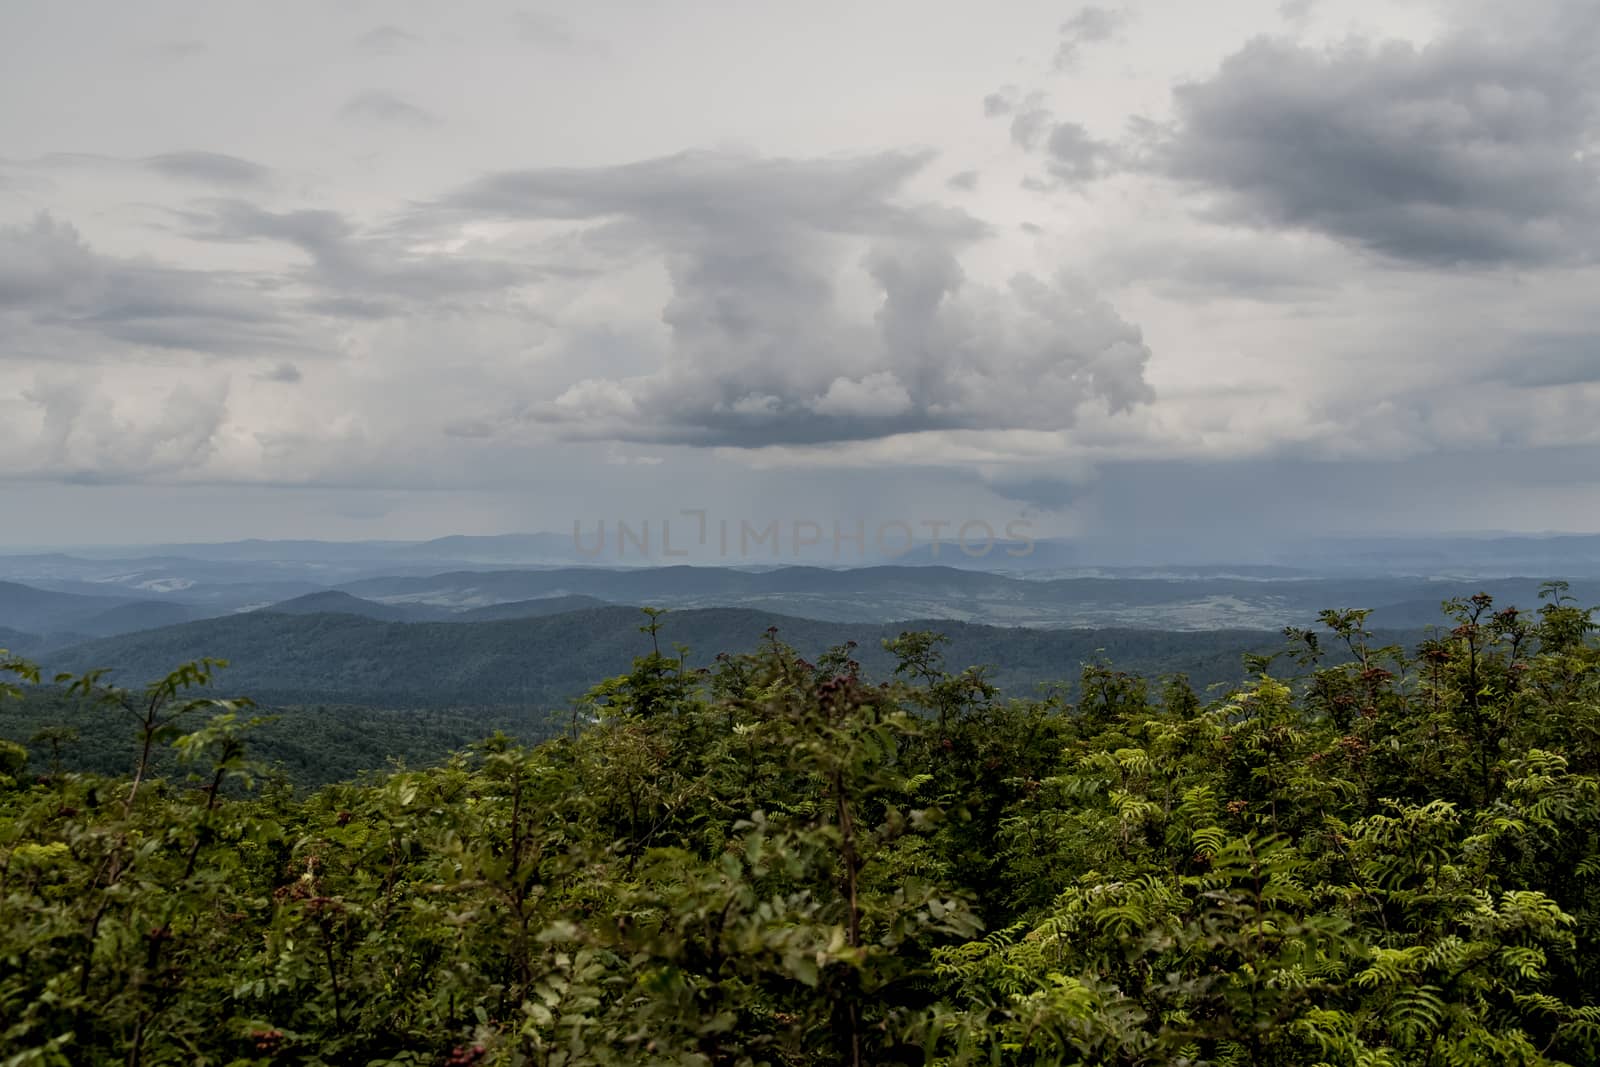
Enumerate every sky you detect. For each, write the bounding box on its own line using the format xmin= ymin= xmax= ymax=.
xmin=3 ymin=0 xmax=1600 ymax=551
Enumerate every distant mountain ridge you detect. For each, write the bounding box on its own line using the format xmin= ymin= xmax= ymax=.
xmin=0 ymin=580 xmax=148 ymax=634
xmin=72 ymin=601 xmax=213 ymax=637
xmin=0 ymin=626 xmax=47 ymax=656
xmin=2 ymin=566 xmax=1593 ymax=647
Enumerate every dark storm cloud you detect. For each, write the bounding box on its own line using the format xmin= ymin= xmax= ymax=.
xmin=1154 ymin=5 xmax=1600 ymax=266
xmin=340 ymin=90 xmax=438 ymax=127
xmin=437 ymin=150 xmax=1155 ymax=448
xmin=0 ymin=213 xmax=306 ymax=356
xmin=1055 ymin=6 xmax=1132 ymax=70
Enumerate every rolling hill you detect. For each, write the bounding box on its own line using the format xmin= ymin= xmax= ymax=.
xmin=0 ymin=580 xmax=226 ymax=645
xmin=71 ymin=600 xmax=217 ymax=637
xmin=0 ymin=579 xmax=187 ymax=639
xmin=0 ymin=626 xmax=46 ymax=656
xmin=0 ymin=580 xmax=147 ymax=633
xmin=40 ymin=607 xmax=1289 ymax=709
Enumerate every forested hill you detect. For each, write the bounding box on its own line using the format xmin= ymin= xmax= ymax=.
xmin=41 ymin=606 xmax=1292 ymax=707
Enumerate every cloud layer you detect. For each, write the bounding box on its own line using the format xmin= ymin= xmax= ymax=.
xmin=4 ymin=0 xmax=1600 ymax=541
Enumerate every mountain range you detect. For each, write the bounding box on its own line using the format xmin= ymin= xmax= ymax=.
xmin=0 ymin=564 xmax=1590 ymax=657
xmin=39 ymin=604 xmax=1290 ymax=709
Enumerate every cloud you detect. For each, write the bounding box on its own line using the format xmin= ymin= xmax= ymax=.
xmin=0 ymin=213 xmax=307 ymax=357
xmin=444 ymin=148 xmax=977 ymax=237
xmin=141 ymin=151 xmax=272 ymax=187
xmin=1002 ymin=97 xmax=1119 ymax=184
xmin=946 ymin=170 xmax=979 ymax=191
xmin=0 ymin=188 xmax=572 ymax=488
xmin=1152 ymin=4 xmax=1600 ymax=266
xmin=1055 ymin=6 xmax=1132 ymax=71
xmin=6 ymin=150 xmax=273 ymax=188
xmin=340 ymin=90 xmax=438 ymax=127
xmin=440 ymin=150 xmax=1155 ymax=447
xmin=182 ymin=199 xmax=541 ymax=311
xmin=15 ymin=375 xmax=230 ymax=484
xmin=1041 ymin=122 xmax=1118 ymax=182
xmin=1008 ymin=97 xmax=1055 ymax=151
xmin=812 ymin=371 xmax=915 ymax=417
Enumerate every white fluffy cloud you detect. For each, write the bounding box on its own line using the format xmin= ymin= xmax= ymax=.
xmin=813 ymin=372 xmax=914 ymax=418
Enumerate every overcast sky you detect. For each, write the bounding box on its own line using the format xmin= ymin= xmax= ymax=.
xmin=3 ymin=0 xmax=1599 ymax=550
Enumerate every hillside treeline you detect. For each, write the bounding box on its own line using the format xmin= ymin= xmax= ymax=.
xmin=2 ymin=589 xmax=1599 ymax=1065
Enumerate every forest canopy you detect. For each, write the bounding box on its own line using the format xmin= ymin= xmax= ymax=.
xmin=2 ymin=587 xmax=1599 ymax=1065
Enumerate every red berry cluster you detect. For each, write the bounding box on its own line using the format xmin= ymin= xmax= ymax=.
xmin=445 ymin=1044 xmax=486 ymax=1065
